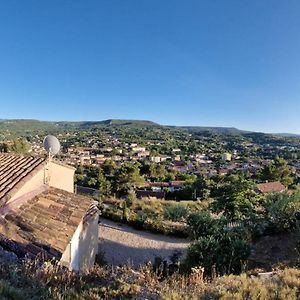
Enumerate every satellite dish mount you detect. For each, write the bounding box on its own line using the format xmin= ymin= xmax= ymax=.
xmin=43 ymin=135 xmax=61 ymax=185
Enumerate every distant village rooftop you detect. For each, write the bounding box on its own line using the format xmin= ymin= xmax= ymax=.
xmin=256 ymin=181 xmax=286 ymax=194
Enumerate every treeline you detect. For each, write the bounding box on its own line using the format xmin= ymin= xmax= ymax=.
xmin=76 ymin=156 xmax=296 ymax=205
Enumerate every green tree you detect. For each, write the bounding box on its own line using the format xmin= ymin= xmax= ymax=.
xmin=115 ymin=162 xmax=144 ymax=194
xmin=193 ymin=175 xmax=211 ymax=200
xmin=87 ymin=177 xmax=97 ymax=188
xmin=211 ymin=175 xmax=258 ymax=220
xmin=102 ymin=159 xmax=117 ymax=177
xmin=259 ymin=157 xmax=294 ymax=187
xmin=187 ymin=211 xmax=225 ymax=240
xmin=263 ymin=192 xmax=300 ymax=232
xmin=10 ymin=138 xmax=30 ymax=154
xmin=97 ymin=170 xmax=112 ymax=198
xmin=147 ymin=163 xmax=168 ymax=181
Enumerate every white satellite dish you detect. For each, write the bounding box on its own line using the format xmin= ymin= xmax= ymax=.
xmin=43 ymin=135 xmax=61 ymax=157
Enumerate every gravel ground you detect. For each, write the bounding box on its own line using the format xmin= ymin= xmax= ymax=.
xmin=98 ymin=218 xmax=190 ymax=266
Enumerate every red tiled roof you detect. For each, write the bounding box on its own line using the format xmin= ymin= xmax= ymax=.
xmin=256 ymin=181 xmax=286 ymax=193
xmin=0 ymin=153 xmax=46 ymax=206
xmin=170 ymin=181 xmax=185 ymax=187
xmin=0 ymin=187 xmax=98 ymax=259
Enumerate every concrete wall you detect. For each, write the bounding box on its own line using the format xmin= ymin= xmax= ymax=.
xmin=60 ymin=242 xmax=71 ymax=269
xmin=79 ymin=214 xmax=99 ymax=270
xmin=9 ymin=168 xmax=45 ymax=202
xmin=60 ymin=214 xmax=99 ymax=271
xmin=48 ymin=162 xmax=75 ymax=193
xmin=69 ymin=222 xmax=82 ymax=271
xmin=8 ymin=161 xmax=75 ymax=203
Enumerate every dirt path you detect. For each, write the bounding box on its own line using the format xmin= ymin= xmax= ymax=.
xmin=98 ymin=218 xmax=190 ymax=266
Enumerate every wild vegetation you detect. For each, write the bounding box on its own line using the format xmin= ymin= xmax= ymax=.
xmin=1 ymin=256 xmax=300 ymax=299
xmin=101 ymin=197 xmax=209 ymax=236
xmin=100 ymin=191 xmax=300 ymax=280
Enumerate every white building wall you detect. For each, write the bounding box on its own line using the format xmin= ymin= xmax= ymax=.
xmin=68 ymin=222 xmax=83 ymax=271
xmin=8 ymin=161 xmax=75 ymax=203
xmin=79 ymin=214 xmax=99 ymax=270
xmin=8 ymin=169 xmax=45 ymax=203
xmin=48 ymin=162 xmax=75 ymax=193
xmin=60 ymin=214 xmax=99 ymax=271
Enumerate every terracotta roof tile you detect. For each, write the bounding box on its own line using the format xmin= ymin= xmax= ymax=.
xmin=0 ymin=187 xmax=99 ymax=259
xmin=0 ymin=153 xmax=46 ymax=206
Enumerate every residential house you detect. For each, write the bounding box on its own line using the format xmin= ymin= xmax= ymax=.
xmin=0 ymin=153 xmax=99 ymax=271
xmin=80 ymin=156 xmax=92 ymax=166
xmin=143 ymin=181 xmax=185 ymax=192
xmin=222 ymin=153 xmax=232 ymax=162
xmin=150 ymin=156 xmax=168 ymax=163
xmin=172 ymin=161 xmax=189 ymax=173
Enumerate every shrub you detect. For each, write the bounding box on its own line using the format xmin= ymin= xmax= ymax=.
xmin=182 ymin=232 xmax=250 ymax=277
xmin=0 ymin=280 xmax=24 ymax=300
xmin=126 ymin=189 xmax=137 ymax=207
xmin=187 ymin=211 xmax=225 ymax=240
xmin=164 ymin=204 xmax=188 ymax=221
xmin=264 ymin=192 xmax=300 ymax=233
xmin=132 ymin=211 xmax=148 ymax=229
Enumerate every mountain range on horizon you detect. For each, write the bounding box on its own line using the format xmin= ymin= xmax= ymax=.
xmin=0 ymin=118 xmax=299 ymax=137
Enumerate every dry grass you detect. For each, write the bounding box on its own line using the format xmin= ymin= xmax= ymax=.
xmin=1 ymin=257 xmax=300 ymax=299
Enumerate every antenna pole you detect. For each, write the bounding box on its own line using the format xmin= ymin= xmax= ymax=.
xmin=44 ymin=148 xmax=52 ymax=185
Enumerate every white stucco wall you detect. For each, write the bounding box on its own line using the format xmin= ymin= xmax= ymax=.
xmin=60 ymin=214 xmax=99 ymax=271
xmin=8 ymin=168 xmax=45 ymax=203
xmin=8 ymin=161 xmax=75 ymax=203
xmin=79 ymin=214 xmax=99 ymax=270
xmin=60 ymin=242 xmax=71 ymax=269
xmin=65 ymin=221 xmax=82 ymax=271
xmin=48 ymin=162 xmax=75 ymax=193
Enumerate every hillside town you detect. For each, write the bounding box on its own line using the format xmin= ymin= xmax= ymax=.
xmin=1 ymin=121 xmax=300 ymax=206
xmin=1 ymin=0 xmax=300 ymax=298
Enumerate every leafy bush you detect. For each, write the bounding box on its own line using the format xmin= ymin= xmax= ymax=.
xmin=183 ymin=211 xmax=251 ymax=277
xmin=264 ymin=192 xmax=300 ymax=233
xmin=126 ymin=189 xmax=137 ymax=207
xmin=187 ymin=211 xmax=225 ymax=240
xmin=164 ymin=204 xmax=188 ymax=221
xmin=182 ymin=232 xmax=250 ymax=277
xmin=132 ymin=211 xmax=148 ymax=229
xmin=0 ymin=280 xmax=24 ymax=300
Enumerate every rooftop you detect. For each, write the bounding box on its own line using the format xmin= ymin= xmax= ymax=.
xmin=256 ymin=181 xmax=286 ymax=193
xmin=0 ymin=153 xmax=46 ymax=206
xmin=0 ymin=187 xmax=97 ymax=259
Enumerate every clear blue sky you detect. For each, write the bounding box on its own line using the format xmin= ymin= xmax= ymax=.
xmin=0 ymin=1 xmax=300 ymax=133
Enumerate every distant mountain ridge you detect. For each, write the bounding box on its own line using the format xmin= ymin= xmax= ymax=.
xmin=0 ymin=118 xmax=298 ymax=137
xmin=175 ymin=126 xmax=249 ymax=135
xmin=98 ymin=119 xmax=159 ymax=126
